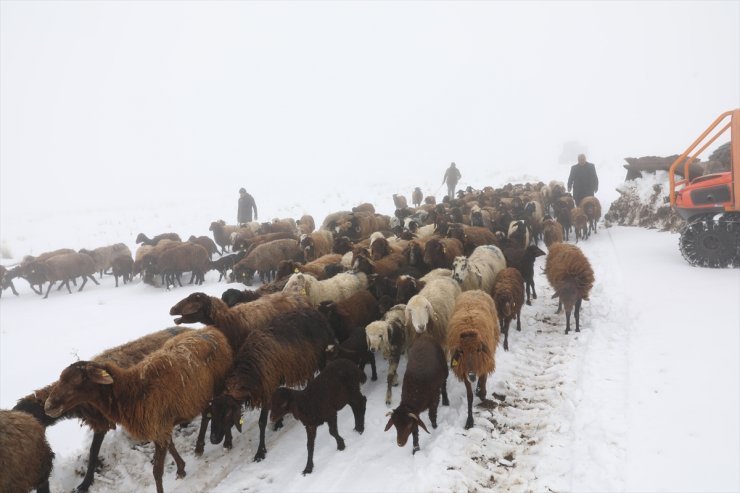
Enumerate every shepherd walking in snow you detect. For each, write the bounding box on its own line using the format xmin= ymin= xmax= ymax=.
xmin=237 ymin=187 xmax=258 ymax=225
xmin=567 ymin=154 xmax=599 ymax=206
xmin=442 ymin=162 xmax=462 ymax=200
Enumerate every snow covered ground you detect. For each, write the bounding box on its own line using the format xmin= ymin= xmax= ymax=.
xmin=1 ymin=173 xmax=739 ymax=493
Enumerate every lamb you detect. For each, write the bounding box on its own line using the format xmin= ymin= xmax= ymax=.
xmin=325 ymin=325 xmax=378 ymax=381
xmin=579 ymin=196 xmax=602 ymax=236
xmin=210 ymin=308 xmax=334 ymax=461
xmin=296 ymin=214 xmax=316 ymax=235
xmin=405 ymin=276 xmax=461 ymax=350
xmin=393 ymin=194 xmax=409 ymax=210
xmin=221 ymin=287 xmax=261 ymax=307
xmin=0 ymin=410 xmax=54 ymax=493
xmin=542 ymin=218 xmax=564 ymax=247
xmin=570 ymin=207 xmax=589 ymax=242
xmin=14 ymin=326 xmax=194 ymax=492
xmin=269 ymin=359 xmax=367 ymax=475
xmin=447 ymin=290 xmax=501 ymax=429
xmin=545 ymin=243 xmax=595 ymax=334
xmin=422 ymin=237 xmax=464 ymax=270
xmin=492 ymin=267 xmax=525 ymax=351
xmin=44 ymin=327 xmax=233 ymax=493
xmin=25 ymin=252 xmax=100 ymax=299
xmin=282 ymin=271 xmax=369 ymax=307
xmin=412 ymin=187 xmax=423 ymax=207
xmin=232 ymin=238 xmax=302 ymax=285
xmin=0 ymin=264 xmax=20 ymax=297
xmin=136 ymin=232 xmax=182 ymax=246
xmin=364 ymin=304 xmax=410 ymax=405
xmin=451 ymin=244 xmax=507 ymax=293
xmin=111 ymin=253 xmax=134 ymax=287
xmin=187 ymin=235 xmax=219 ymax=259
xmin=384 ymin=334 xmax=449 ymax=454
xmin=211 ymin=250 xmax=246 ymax=282
xmin=300 ymin=230 xmax=334 ymax=261
xmin=79 ymin=242 xmax=132 ymax=278
xmin=502 ymin=244 xmax=546 ymax=305
xmin=169 ymin=291 xmax=311 ymax=352
xmin=317 ymin=289 xmax=381 ymax=343
xmin=209 ymin=220 xmax=242 ymax=254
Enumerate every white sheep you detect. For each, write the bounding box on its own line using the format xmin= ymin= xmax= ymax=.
xmin=283 ymin=271 xmax=368 ymax=306
xmin=451 ymin=244 xmax=507 ymax=293
xmin=365 ymin=304 xmax=411 ymax=405
xmin=405 ymin=277 xmax=461 ymax=351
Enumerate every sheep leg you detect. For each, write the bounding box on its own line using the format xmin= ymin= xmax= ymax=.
xmin=8 ymin=281 xmax=18 ymax=296
xmin=327 ymin=413 xmax=345 ymax=451
xmin=386 ymin=352 xmax=400 ymax=406
xmin=254 ymin=407 xmax=268 ymax=461
xmin=441 ymin=376 xmax=449 ymax=406
xmin=350 ymin=393 xmax=366 ymax=434
xmin=167 ymin=441 xmax=187 ymax=479
xmin=28 ymin=282 xmax=42 ymax=295
xmin=195 ymin=412 xmax=209 ymax=456
xmin=56 ymin=280 xmax=66 ymax=291
xmin=88 ymin=274 xmax=99 ymax=285
xmin=565 ymin=307 xmax=572 ymax=334
xmin=411 ymin=424 xmax=420 ymax=454
xmin=43 ymin=281 xmax=55 ymax=299
xmin=76 ymin=430 xmax=106 ymax=492
xmin=367 ymin=351 xmax=378 ymax=381
xmin=188 ymin=271 xmax=195 ymax=284
xmin=78 ymin=276 xmax=89 ymax=292
xmin=303 ymin=425 xmax=317 ymax=475
xmin=429 ymin=391 xmax=440 ymax=429
xmin=463 ymin=378 xmax=475 ymax=429
xmin=114 ymin=275 xmax=119 ymax=288
xmin=516 ymin=309 xmax=522 ymax=332
xmin=476 ymin=374 xmax=488 ymax=401
xmin=503 ymin=319 xmax=510 ymax=351
xmin=152 ymin=443 xmax=167 ymax=493
xmin=273 ymin=417 xmax=284 ymax=431
xmin=176 ymin=273 xmax=183 ymax=287
xmin=37 ymin=480 xmax=50 ymax=493
xmin=525 ymin=284 xmax=532 ymax=305
xmin=575 ymin=298 xmax=582 ymax=333
xmin=556 ymin=299 xmax=562 ymax=314
xmin=531 ymin=280 xmax=537 ymax=299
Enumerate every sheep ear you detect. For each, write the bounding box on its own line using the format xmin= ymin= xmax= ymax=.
xmin=384 ymin=416 xmax=394 ymax=432
xmin=408 ymin=413 xmax=430 ymax=434
xmin=90 ymin=368 xmax=114 ymax=385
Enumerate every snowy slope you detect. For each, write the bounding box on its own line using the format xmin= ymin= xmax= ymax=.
xmin=1 ymin=176 xmax=738 ymax=493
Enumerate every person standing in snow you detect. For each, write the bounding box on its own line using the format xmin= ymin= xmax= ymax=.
xmin=237 ymin=187 xmax=258 ymax=225
xmin=442 ymin=162 xmax=462 ymax=200
xmin=567 ymin=154 xmax=599 ymax=206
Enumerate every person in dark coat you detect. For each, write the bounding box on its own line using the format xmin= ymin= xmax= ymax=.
xmin=238 ymin=187 xmax=258 ymax=225
xmin=442 ymin=162 xmax=461 ymax=200
xmin=567 ymin=154 xmax=599 ymax=206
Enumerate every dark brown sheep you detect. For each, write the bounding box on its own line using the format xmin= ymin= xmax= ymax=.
xmin=492 ymin=267 xmax=525 ymax=351
xmin=392 ymin=194 xmax=408 ymax=210
xmin=136 ymin=232 xmax=181 ymax=246
xmin=25 ymin=252 xmax=100 ymax=299
xmin=79 ymin=243 xmax=132 ymax=278
xmin=353 ymin=252 xmax=408 ymax=279
xmin=169 ymin=291 xmax=311 ymax=352
xmin=211 ymin=250 xmax=247 ymax=282
xmin=384 ymin=335 xmax=448 ymax=453
xmin=412 ymin=187 xmax=423 ymax=207
xmin=0 ymin=410 xmax=54 ymax=493
xmin=299 ymin=231 xmax=334 ymax=262
xmin=447 ymin=224 xmax=499 ymax=256
xmin=0 ymin=264 xmax=20 ymax=297
xmin=45 ymin=327 xmax=233 ymax=493
xmin=270 ymin=359 xmax=367 ymax=475
xmin=149 ymin=242 xmax=211 ymax=288
xmin=317 ymin=289 xmax=381 ymax=342
xmin=502 ymin=244 xmax=546 ymax=305
xmin=211 ymin=308 xmax=334 ymax=461
xmin=232 ymin=238 xmax=302 ymax=285
xmin=542 ymin=218 xmax=564 ymax=248
xmin=14 ymin=327 xmax=193 ymax=492
xmin=579 ymin=196 xmax=602 ymax=236
xmin=545 ymin=243 xmax=595 ymax=334
xmin=325 ymin=325 xmax=378 ymax=381
xmin=221 ymin=287 xmax=261 ymax=307
xmin=422 ymin=237 xmax=464 ymax=270
xmin=187 ymin=235 xmax=219 ymax=259
xmin=111 ymin=254 xmax=134 ymax=287
xmin=276 ymin=253 xmax=343 ymax=281
xmin=570 ymin=207 xmax=589 ymax=242
xmin=369 ymin=236 xmax=408 ymax=261
xmin=209 ymin=220 xmax=241 ymax=254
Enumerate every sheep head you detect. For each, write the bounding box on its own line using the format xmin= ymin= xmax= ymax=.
xmin=384 ymin=406 xmax=430 ymax=449
xmin=405 ymin=296 xmax=434 ymax=334
xmin=365 ymin=321 xmax=390 ymax=353
xmin=332 ymin=236 xmax=353 ymax=255
xmin=135 ymin=233 xmax=149 ymax=244
xmin=352 ymin=255 xmax=374 ymax=275
xmin=169 ymin=292 xmax=214 ymax=325
xmin=450 ymin=331 xmax=491 ymax=383
xmin=210 ymin=394 xmax=243 ymax=444
xmin=451 ymin=256 xmax=469 ymax=284
xmin=370 ymin=237 xmax=390 ymax=261
xmin=45 ymin=361 xmax=113 ymax=418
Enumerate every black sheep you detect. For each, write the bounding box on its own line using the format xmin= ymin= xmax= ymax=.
xmin=503 ymin=244 xmax=546 ymax=305
xmin=220 ymin=287 xmax=261 ymax=307
xmin=325 ymin=325 xmax=377 ymax=381
xmin=384 ymin=335 xmax=449 ymax=454
xmin=269 ymin=359 xmax=367 ymax=475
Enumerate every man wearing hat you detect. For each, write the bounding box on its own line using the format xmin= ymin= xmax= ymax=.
xmin=238 ymin=188 xmax=258 ymax=226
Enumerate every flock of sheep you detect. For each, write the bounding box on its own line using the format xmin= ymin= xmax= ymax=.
xmin=0 ymin=180 xmax=600 ymax=493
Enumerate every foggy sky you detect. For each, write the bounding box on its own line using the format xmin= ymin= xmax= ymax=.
xmin=1 ymin=1 xmax=739 ymax=219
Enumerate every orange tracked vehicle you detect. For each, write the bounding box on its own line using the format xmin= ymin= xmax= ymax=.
xmin=669 ymin=108 xmax=740 ymax=267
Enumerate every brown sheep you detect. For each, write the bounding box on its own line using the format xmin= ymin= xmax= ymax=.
xmin=79 ymin=242 xmax=132 ymax=278
xmin=447 ymin=290 xmax=500 ymax=429
xmin=135 ymin=239 xmax=181 ymax=284
xmin=210 ymin=308 xmax=333 ymax=462
xmin=276 ymin=253 xmax=343 ymax=281
xmin=209 ymin=220 xmax=242 ymax=254
xmin=422 ymin=237 xmax=464 ymax=270
xmin=570 ymin=207 xmax=589 ymax=242
xmin=317 ymin=289 xmax=381 ymax=342
xmin=169 ymin=291 xmax=311 ymax=351
xmin=545 ymin=243 xmax=595 ymax=334
xmin=369 ymin=236 xmax=408 ymax=261
xmin=111 ymin=254 xmax=134 ymax=287
xmin=25 ymin=252 xmax=100 ymax=299
xmin=0 ymin=410 xmax=54 ymax=493
xmin=297 ymin=214 xmax=316 ymax=235
xmin=353 ymin=252 xmax=408 ymax=279
xmin=19 ymin=248 xmax=76 ymax=294
xmin=579 ymin=196 xmax=602 ymax=236
xmin=492 ymin=267 xmax=525 ymax=351
xmin=352 ymin=203 xmax=376 ymax=214
xmin=234 ymin=231 xmax=296 ymax=253
xmin=149 ymin=242 xmax=211 ymax=288
xmin=320 ymin=210 xmax=353 ymax=232
xmin=45 ymin=327 xmax=234 ymax=493
xmin=187 ymin=235 xmax=219 ymax=259
xmin=135 ymin=232 xmax=182 ymax=246
xmin=542 ymin=218 xmax=564 ymax=247
xmin=232 ymin=238 xmax=302 ymax=285
xmin=261 ymin=217 xmax=299 ymax=236
xmin=300 ymin=230 xmax=334 ymax=261
xmin=392 ymin=194 xmax=408 ymax=210
xmin=446 ymin=224 xmax=498 ymax=256
xmin=14 ymin=327 xmax=194 ymax=492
